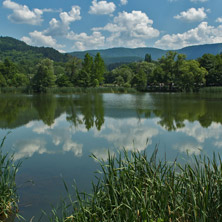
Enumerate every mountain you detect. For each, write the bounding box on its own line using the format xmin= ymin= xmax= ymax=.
xmin=0 ymin=36 xmax=71 ymax=63
xmin=69 ymin=43 xmax=222 ymax=65
xmin=1 ymin=36 xmax=222 ymax=66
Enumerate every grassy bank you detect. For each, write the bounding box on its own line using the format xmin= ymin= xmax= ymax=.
xmin=199 ymin=86 xmax=222 ymax=93
xmin=0 ymin=136 xmax=22 ymax=221
xmin=45 ymin=149 xmax=222 ymax=222
xmin=0 ymin=86 xmax=138 ymax=94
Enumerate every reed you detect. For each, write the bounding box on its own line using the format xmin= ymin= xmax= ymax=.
xmin=45 ymin=149 xmax=222 ymax=222
xmin=199 ymin=86 xmax=222 ymax=93
xmin=46 ymin=87 xmax=138 ymax=94
xmin=0 ymin=136 xmax=22 ymax=221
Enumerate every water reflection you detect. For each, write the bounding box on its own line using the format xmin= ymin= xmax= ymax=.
xmin=1 ymin=93 xmax=222 ymax=132
xmin=1 ymin=93 xmax=222 ymax=221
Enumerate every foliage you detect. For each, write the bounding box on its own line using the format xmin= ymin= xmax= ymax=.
xmin=0 ymin=136 xmax=22 ymax=221
xmin=32 ymin=58 xmax=56 ymax=92
xmin=46 ymin=149 xmax=222 ymax=222
xmin=1 ymin=43 xmax=222 ymax=93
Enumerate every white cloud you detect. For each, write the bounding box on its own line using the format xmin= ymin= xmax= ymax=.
xmin=67 ymin=31 xmax=105 ymax=51
xmin=94 ymin=117 xmax=159 ymax=152
xmin=60 ymin=6 xmax=81 ymax=24
xmin=120 ymin=0 xmax=128 ymax=5
xmin=174 ymin=143 xmax=203 ymax=155
xmin=13 ymin=139 xmax=48 ymax=160
xmin=174 ymin=7 xmax=207 ymax=22
xmin=3 ymin=0 xmax=43 ymax=25
xmin=155 ymin=22 xmax=222 ymax=49
xmin=93 ymin=10 xmax=160 ymax=48
xmin=63 ymin=140 xmax=83 ymax=157
xmin=21 ymin=30 xmax=64 ymax=49
xmin=176 ymin=121 xmax=222 ymax=144
xmin=91 ymin=148 xmax=115 ymax=161
xmin=190 ymin=0 xmax=208 ymax=2
xmin=214 ymin=140 xmax=222 ymax=148
xmin=89 ymin=0 xmax=116 ymax=15
xmin=216 ymin=17 xmax=222 ymax=23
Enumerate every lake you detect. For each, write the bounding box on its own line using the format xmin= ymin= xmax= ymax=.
xmin=0 ymin=92 xmax=222 ymax=221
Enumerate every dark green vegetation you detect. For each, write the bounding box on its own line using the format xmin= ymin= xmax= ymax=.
xmin=1 ymin=36 xmax=222 ymax=92
xmin=0 ymin=136 xmax=21 ymax=221
xmin=46 ymin=149 xmax=222 ymax=222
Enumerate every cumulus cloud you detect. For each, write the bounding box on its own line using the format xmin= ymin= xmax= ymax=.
xmin=174 ymin=143 xmax=203 ymax=155
xmin=120 ymin=0 xmax=128 ymax=5
xmin=91 ymin=148 xmax=115 ymax=161
xmin=93 ymin=10 xmax=159 ymax=48
xmin=13 ymin=139 xmax=48 ymax=160
xmin=60 ymin=6 xmax=81 ymax=24
xmin=21 ymin=6 xmax=82 ymax=50
xmin=3 ymin=0 xmax=43 ymax=25
xmin=176 ymin=121 xmax=222 ymax=143
xmin=190 ymin=0 xmax=208 ymax=2
xmin=21 ymin=31 xmax=64 ymax=49
xmin=216 ymin=17 xmax=222 ymax=23
xmin=94 ymin=117 xmax=159 ymax=152
xmin=174 ymin=7 xmax=207 ymax=22
xmin=63 ymin=140 xmax=83 ymax=157
xmin=43 ymin=6 xmax=81 ymax=37
xmin=67 ymin=31 xmax=105 ymax=51
xmin=155 ymin=22 xmax=222 ymax=49
xmin=89 ymin=0 xmax=116 ymax=15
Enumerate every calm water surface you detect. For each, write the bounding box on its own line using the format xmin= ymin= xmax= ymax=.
xmin=0 ymin=93 xmax=222 ymax=221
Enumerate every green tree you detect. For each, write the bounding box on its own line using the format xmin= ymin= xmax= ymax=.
xmin=0 ymin=73 xmax=7 ymax=87
xmin=81 ymin=53 xmax=93 ymax=87
xmin=145 ymin=53 xmax=152 ymax=63
xmin=32 ymin=58 xmax=56 ymax=92
xmin=131 ymin=69 xmax=147 ymax=89
xmin=11 ymin=73 xmax=29 ymax=87
xmin=178 ymin=60 xmax=207 ymax=92
xmin=158 ymin=51 xmax=177 ymax=90
xmin=56 ymin=74 xmax=72 ymax=87
xmin=77 ymin=70 xmax=90 ymax=87
xmin=65 ymin=57 xmax=82 ymax=86
xmin=93 ymin=53 xmax=106 ymax=86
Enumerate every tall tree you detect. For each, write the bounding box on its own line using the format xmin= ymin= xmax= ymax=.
xmin=82 ymin=53 xmax=93 ymax=86
xmin=93 ymin=53 xmax=106 ymax=85
xmin=65 ymin=57 xmax=82 ymax=86
xmin=32 ymin=58 xmax=56 ymax=92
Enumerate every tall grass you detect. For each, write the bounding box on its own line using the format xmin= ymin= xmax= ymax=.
xmin=0 ymin=136 xmax=22 ymax=221
xmin=0 ymin=87 xmax=27 ymax=94
xmin=199 ymin=86 xmax=222 ymax=93
xmin=46 ymin=149 xmax=222 ymax=222
xmin=47 ymin=87 xmax=137 ymax=94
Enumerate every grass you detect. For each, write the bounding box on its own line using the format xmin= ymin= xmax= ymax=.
xmin=0 ymin=86 xmax=138 ymax=94
xmin=0 ymin=136 xmax=22 ymax=221
xmin=46 ymin=86 xmax=138 ymax=94
xmin=199 ymin=86 xmax=222 ymax=93
xmin=44 ymin=149 xmax=222 ymax=222
xmin=0 ymin=87 xmax=27 ymax=94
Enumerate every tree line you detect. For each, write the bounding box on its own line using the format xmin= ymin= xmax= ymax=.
xmin=0 ymin=51 xmax=222 ymax=92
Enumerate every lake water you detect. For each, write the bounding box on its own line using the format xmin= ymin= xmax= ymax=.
xmin=0 ymin=92 xmax=222 ymax=221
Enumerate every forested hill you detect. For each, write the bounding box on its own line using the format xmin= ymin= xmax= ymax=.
xmin=70 ymin=43 xmax=222 ymax=65
xmin=0 ymin=36 xmax=71 ymax=63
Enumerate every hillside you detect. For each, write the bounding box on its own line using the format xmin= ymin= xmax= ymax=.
xmin=0 ymin=36 xmax=71 ymax=63
xmin=1 ymin=36 xmax=222 ymax=66
xmin=70 ymin=43 xmax=222 ymax=65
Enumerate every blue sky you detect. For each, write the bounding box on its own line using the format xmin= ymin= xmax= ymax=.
xmin=1 ymin=0 xmax=222 ymax=52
